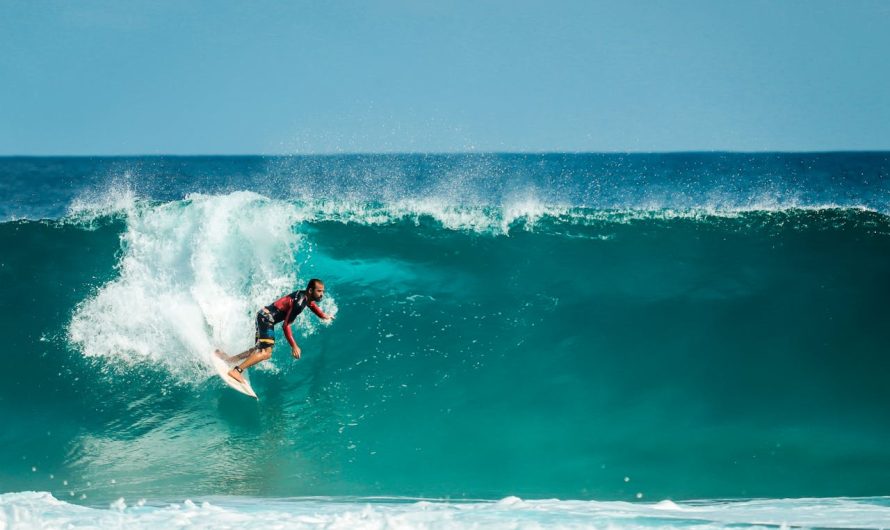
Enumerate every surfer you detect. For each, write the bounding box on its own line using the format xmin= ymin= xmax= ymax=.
xmin=216 ymin=279 xmax=334 ymax=384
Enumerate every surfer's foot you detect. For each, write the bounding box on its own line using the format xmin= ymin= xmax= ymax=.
xmin=214 ymin=349 xmax=231 ymax=362
xmin=228 ymin=366 xmax=246 ymax=384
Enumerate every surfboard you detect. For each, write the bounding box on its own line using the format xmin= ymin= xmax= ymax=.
xmin=211 ymin=352 xmax=257 ymax=399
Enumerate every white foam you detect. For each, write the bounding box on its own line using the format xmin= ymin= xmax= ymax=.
xmin=67 ymin=192 xmax=333 ymax=383
xmin=2 ymin=492 xmax=890 ymax=530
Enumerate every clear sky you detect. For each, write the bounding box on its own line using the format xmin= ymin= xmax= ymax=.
xmin=2 ymin=0 xmax=889 ymax=154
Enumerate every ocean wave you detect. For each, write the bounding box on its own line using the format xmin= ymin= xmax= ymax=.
xmin=4 ymin=156 xmax=890 ymax=505
xmin=2 ymin=188 xmax=890 ymax=502
xmin=53 ymin=191 xmax=889 ymax=387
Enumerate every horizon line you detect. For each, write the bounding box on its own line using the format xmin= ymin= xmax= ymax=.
xmin=2 ymin=149 xmax=890 ymax=158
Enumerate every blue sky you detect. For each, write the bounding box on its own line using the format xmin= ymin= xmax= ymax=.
xmin=1 ymin=0 xmax=889 ymax=154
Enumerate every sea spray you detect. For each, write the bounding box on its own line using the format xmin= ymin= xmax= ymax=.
xmin=67 ymin=192 xmax=334 ymax=381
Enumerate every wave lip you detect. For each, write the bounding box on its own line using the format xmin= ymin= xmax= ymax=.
xmin=3 ymin=492 xmax=890 ymax=530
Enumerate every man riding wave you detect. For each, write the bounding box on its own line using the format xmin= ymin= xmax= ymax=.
xmin=216 ymin=278 xmax=334 ymax=383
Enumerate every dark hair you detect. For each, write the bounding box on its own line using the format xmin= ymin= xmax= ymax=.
xmin=307 ymin=278 xmax=324 ymax=290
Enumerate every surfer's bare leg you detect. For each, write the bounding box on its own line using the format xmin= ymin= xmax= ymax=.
xmin=216 ymin=348 xmax=256 ymax=363
xmin=232 ymin=348 xmax=258 ymax=362
xmin=227 ymin=347 xmax=272 ymax=384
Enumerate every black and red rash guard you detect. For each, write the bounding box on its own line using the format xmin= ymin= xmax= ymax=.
xmin=264 ymin=290 xmax=328 ymax=349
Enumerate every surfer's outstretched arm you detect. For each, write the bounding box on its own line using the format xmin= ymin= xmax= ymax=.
xmin=309 ymin=301 xmax=334 ymax=320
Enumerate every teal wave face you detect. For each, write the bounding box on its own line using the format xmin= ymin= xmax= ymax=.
xmin=1 ymin=196 xmax=889 ymax=503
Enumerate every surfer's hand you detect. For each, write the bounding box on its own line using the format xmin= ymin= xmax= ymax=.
xmin=291 ymin=346 xmax=301 ymax=360
xmin=325 ymin=314 xmax=335 ymax=321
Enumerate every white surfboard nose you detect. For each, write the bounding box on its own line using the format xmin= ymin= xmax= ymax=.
xmin=210 ymin=354 xmax=258 ymax=399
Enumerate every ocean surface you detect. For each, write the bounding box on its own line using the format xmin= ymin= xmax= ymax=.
xmin=1 ymin=153 xmax=889 ymax=529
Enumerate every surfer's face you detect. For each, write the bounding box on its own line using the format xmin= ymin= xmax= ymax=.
xmin=309 ymin=284 xmax=325 ymax=301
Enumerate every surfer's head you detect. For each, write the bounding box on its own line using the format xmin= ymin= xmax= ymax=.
xmin=307 ymin=278 xmax=325 ymax=301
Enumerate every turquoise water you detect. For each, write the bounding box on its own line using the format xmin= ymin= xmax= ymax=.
xmin=1 ymin=154 xmax=889 ymax=528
